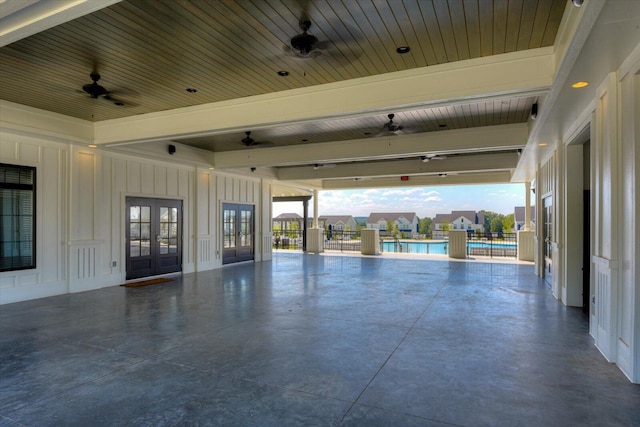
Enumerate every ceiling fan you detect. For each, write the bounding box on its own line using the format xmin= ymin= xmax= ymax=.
xmin=283 ymin=18 xmax=362 ymax=62
xmin=284 ymin=20 xmax=328 ymax=58
xmin=421 ymin=154 xmax=448 ymax=162
xmin=241 ymin=131 xmax=272 ymax=148
xmin=312 ymin=163 xmax=336 ymax=170
xmin=382 ymin=113 xmax=404 ymax=133
xmin=81 ymin=72 xmax=129 ymax=106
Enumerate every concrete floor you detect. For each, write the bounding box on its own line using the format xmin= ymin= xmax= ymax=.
xmin=1 ymin=253 xmax=638 ymax=426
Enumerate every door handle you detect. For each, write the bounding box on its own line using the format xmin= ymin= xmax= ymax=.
xmin=156 ymin=235 xmax=161 ymax=242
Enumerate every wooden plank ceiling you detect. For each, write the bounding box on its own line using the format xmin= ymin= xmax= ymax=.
xmin=1 ymin=0 xmax=567 ymax=183
xmin=179 ymin=96 xmax=538 ymax=152
xmin=0 ymin=0 xmax=565 ymax=124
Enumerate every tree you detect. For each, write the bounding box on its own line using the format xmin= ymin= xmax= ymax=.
xmin=386 ymin=219 xmax=394 ymax=233
xmin=489 ymin=215 xmax=504 ymax=233
xmin=440 ymin=219 xmax=451 ymax=232
xmin=419 ymin=217 xmax=432 ymax=235
xmin=502 ymin=213 xmax=515 ymax=233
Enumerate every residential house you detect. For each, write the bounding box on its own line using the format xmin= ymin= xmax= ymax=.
xmin=308 ymin=215 xmax=357 ymax=232
xmin=273 ymin=213 xmax=303 ymax=235
xmin=366 ymin=213 xmax=418 ymax=237
xmin=514 ymin=206 xmax=536 ymax=231
xmin=432 ymin=211 xmax=485 ymax=236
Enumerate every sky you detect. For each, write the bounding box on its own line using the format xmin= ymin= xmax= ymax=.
xmin=273 ymin=183 xmax=528 ymax=219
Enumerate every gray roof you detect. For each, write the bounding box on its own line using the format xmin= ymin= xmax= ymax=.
xmin=432 ymin=211 xmax=484 ymax=228
xmin=434 ymin=211 xmax=483 ymax=224
xmin=450 ymin=210 xmax=478 ymax=223
xmin=274 ymin=213 xmax=302 ymax=220
xmin=319 ymin=215 xmax=354 ymax=225
xmin=433 ymin=213 xmax=452 ymax=223
xmin=367 ymin=212 xmax=417 ymax=223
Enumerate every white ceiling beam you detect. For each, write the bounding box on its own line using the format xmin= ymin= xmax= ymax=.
xmin=0 ymin=0 xmax=121 ymax=47
xmin=94 ymin=48 xmax=553 ymax=145
xmin=0 ymin=100 xmax=93 ymax=144
xmin=213 ymin=124 xmax=527 ymax=169
xmin=323 ymin=171 xmax=513 ymax=190
xmin=277 ymin=152 xmax=519 ymax=181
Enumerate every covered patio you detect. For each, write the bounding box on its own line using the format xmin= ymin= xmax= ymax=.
xmin=1 ymin=252 xmax=637 ymax=425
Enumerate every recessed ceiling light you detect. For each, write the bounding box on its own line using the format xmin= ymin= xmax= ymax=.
xmin=277 ymin=70 xmax=289 ymax=77
xmin=114 ymin=102 xmax=124 ymax=106
xmin=301 ymin=139 xmax=308 ymax=142
xmin=208 ymin=167 xmax=215 ymax=170
xmin=186 ymin=88 xmax=197 ymax=93
xmin=396 ymin=46 xmax=411 ymax=54
xmin=538 ymin=142 xmax=548 ymax=147
xmin=363 ymin=132 xmax=371 ymax=136
xmin=572 ymin=81 xmax=589 ymax=88
xmin=438 ymin=124 xmax=447 ymax=128
xmin=88 ymin=144 xmax=97 ymax=148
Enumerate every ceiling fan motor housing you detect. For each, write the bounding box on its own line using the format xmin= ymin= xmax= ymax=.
xmin=291 ymin=32 xmax=318 ymax=56
xmin=83 ymin=82 xmax=108 ymax=98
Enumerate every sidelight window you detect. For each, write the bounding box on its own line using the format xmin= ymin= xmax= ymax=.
xmin=0 ymin=164 xmax=36 ymax=271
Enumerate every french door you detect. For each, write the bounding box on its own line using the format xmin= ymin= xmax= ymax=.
xmin=222 ymin=203 xmax=254 ymax=264
xmin=126 ymin=197 xmax=182 ymax=280
xmin=543 ymin=196 xmax=553 ymax=286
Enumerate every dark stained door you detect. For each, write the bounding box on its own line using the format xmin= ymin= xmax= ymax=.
xmin=543 ymin=196 xmax=553 ymax=287
xmin=222 ymin=203 xmax=254 ymax=264
xmin=126 ymin=197 xmax=182 ymax=280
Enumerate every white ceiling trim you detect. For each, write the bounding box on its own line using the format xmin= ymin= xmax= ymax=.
xmin=94 ymin=48 xmax=554 ymax=146
xmin=213 ymin=124 xmax=527 ymax=169
xmin=277 ymin=152 xmax=519 ymax=181
xmin=0 ymin=100 xmax=93 ymax=144
xmin=323 ymin=171 xmax=514 ymax=190
xmin=0 ymin=0 xmax=121 ymax=47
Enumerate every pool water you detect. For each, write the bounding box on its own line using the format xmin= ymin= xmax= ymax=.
xmin=382 ymin=240 xmax=516 ymax=255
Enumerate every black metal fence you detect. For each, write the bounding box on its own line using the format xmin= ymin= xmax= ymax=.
xmin=272 ymin=229 xmax=363 ymax=252
xmin=272 ymin=229 xmax=517 ymax=259
xmin=324 ymin=230 xmax=361 ymax=252
xmin=273 ymin=230 xmax=303 ymax=250
xmin=466 ymin=232 xmax=517 ymax=258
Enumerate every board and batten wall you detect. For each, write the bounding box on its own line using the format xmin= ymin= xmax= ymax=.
xmin=0 ymin=131 xmax=273 ymax=305
xmin=533 ymin=47 xmax=640 ymax=382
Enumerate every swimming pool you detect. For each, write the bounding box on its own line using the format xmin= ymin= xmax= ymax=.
xmin=382 ymin=240 xmax=517 ymax=257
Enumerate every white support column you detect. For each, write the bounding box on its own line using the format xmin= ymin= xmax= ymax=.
xmin=524 ymin=181 xmax=532 ymax=231
xmin=518 ymin=180 xmax=535 ymax=261
xmin=361 ymin=229 xmax=381 ymax=255
xmin=313 ymin=190 xmax=319 ymax=228
xmin=448 ymin=230 xmax=467 ymax=259
xmin=306 ymin=190 xmax=324 ymax=253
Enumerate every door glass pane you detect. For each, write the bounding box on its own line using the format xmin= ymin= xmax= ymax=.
xmin=240 ymin=210 xmax=252 ymax=246
xmin=160 ymin=207 xmax=169 ymax=222
xmin=160 ymin=238 xmax=168 ymax=254
xmin=160 ymin=223 xmax=168 ymax=238
xmin=141 ymin=223 xmax=150 ymax=240
xmin=223 ymin=209 xmax=236 ymax=248
xmin=130 ymin=223 xmax=140 ymax=239
xmin=141 ymin=240 xmax=151 ymax=256
xmin=141 ymin=206 xmax=151 ymax=222
xmin=170 ymin=207 xmax=177 ymax=222
xmin=169 ymin=223 xmax=177 ymax=238
xmin=130 ymin=240 xmax=140 ymax=257
xmin=130 ymin=206 xmax=140 ymax=221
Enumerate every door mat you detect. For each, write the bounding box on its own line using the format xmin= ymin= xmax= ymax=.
xmin=121 ymin=278 xmax=174 ymax=288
